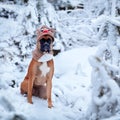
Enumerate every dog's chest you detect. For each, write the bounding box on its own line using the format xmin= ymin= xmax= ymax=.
xmin=39 ymin=62 xmax=50 ymax=77
xmin=34 ymin=62 xmax=50 ymax=85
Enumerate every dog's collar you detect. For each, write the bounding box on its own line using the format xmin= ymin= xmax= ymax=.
xmin=32 ymin=48 xmax=53 ymax=62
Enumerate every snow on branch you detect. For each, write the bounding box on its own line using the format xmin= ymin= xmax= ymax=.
xmin=92 ymin=15 xmax=120 ymax=27
xmin=107 ymin=17 xmax=120 ymax=26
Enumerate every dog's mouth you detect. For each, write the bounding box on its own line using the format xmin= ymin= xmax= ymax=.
xmin=39 ymin=38 xmax=52 ymax=53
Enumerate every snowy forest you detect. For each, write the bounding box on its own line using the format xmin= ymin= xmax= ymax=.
xmin=0 ymin=0 xmax=120 ymax=120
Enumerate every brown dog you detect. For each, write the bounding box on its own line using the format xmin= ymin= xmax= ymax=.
xmin=20 ymin=25 xmax=55 ymax=108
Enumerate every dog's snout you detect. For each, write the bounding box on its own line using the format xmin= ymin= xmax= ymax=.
xmin=44 ymin=41 xmax=49 ymax=46
xmin=40 ymin=39 xmax=51 ymax=53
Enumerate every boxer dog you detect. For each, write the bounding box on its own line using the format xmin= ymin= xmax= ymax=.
xmin=20 ymin=25 xmax=55 ymax=108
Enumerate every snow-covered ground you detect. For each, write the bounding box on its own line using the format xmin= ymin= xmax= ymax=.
xmin=0 ymin=46 xmax=97 ymax=120
xmin=1 ymin=0 xmax=120 ymax=119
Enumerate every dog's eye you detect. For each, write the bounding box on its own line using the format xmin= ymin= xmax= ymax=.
xmin=47 ymin=38 xmax=52 ymax=43
xmin=40 ymin=29 xmax=44 ymax=32
xmin=40 ymin=38 xmax=52 ymax=44
xmin=40 ymin=38 xmax=46 ymax=44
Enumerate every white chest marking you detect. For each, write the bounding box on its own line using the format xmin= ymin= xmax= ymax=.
xmin=39 ymin=62 xmax=50 ymax=77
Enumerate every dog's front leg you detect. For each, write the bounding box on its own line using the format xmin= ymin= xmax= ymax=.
xmin=27 ymin=59 xmax=37 ymax=104
xmin=28 ymin=74 xmax=35 ymax=104
xmin=46 ymin=60 xmax=54 ymax=108
xmin=46 ymin=78 xmax=53 ymax=108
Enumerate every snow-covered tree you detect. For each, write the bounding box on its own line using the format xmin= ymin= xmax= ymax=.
xmin=0 ymin=0 xmax=39 ymax=89
xmin=90 ymin=0 xmax=120 ymax=80
xmin=87 ymin=49 xmax=120 ymax=119
xmin=86 ymin=0 xmax=120 ymax=119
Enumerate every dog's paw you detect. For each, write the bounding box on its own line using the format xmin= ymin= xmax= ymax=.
xmin=48 ymin=104 xmax=53 ymax=108
xmin=29 ymin=101 xmax=33 ymax=104
xmin=28 ymin=99 xmax=33 ymax=104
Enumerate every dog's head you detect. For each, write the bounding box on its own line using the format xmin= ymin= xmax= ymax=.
xmin=36 ymin=25 xmax=55 ymax=54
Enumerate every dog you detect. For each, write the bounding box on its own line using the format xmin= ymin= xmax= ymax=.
xmin=20 ymin=25 xmax=55 ymax=108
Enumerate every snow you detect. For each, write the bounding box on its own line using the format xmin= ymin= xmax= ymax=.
xmin=0 ymin=46 xmax=96 ymax=120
